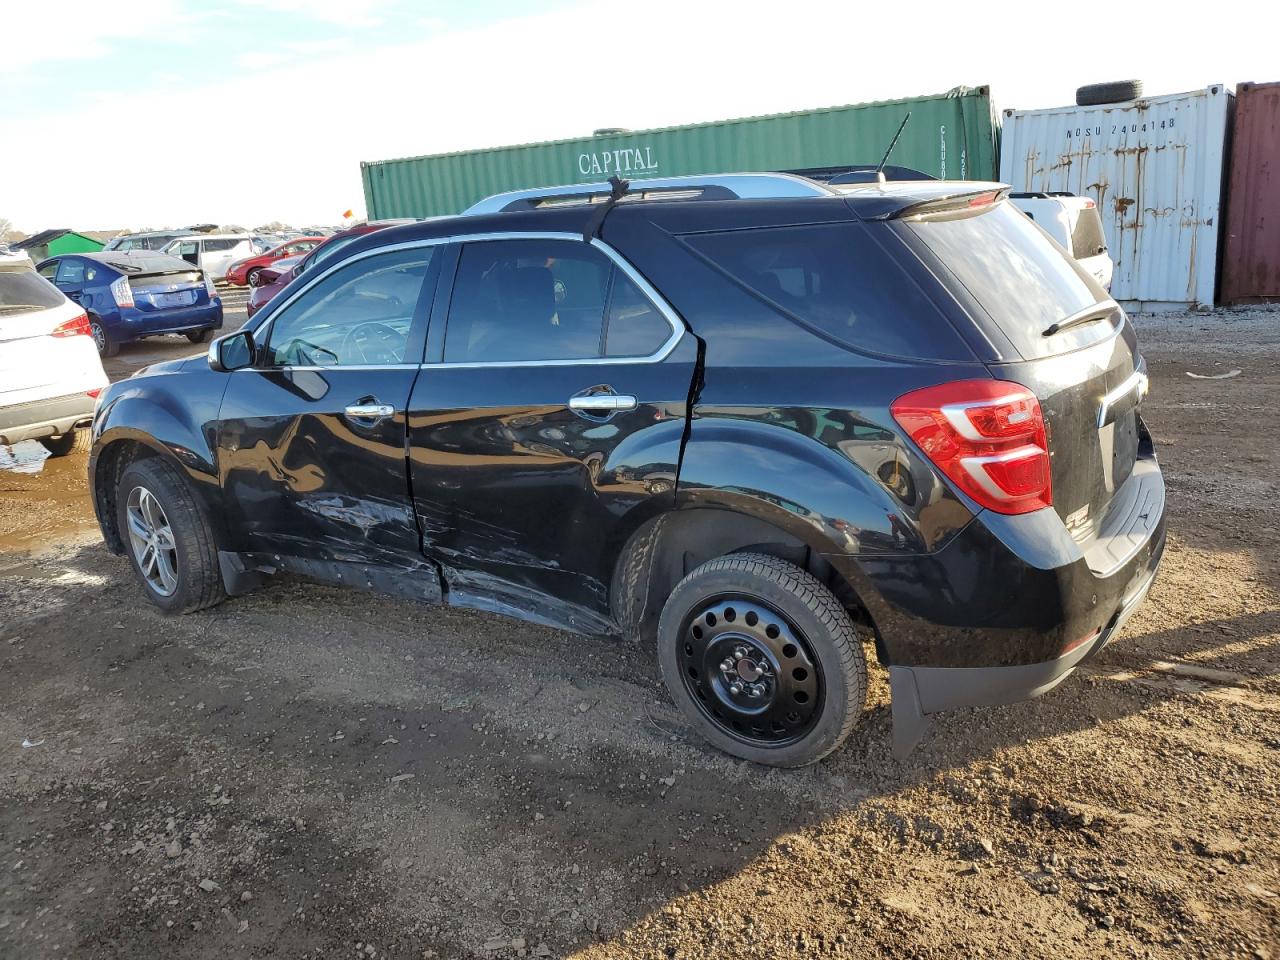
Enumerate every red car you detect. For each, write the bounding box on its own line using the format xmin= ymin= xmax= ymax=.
xmin=244 ymin=221 xmax=415 ymax=318
xmin=225 ymin=236 xmax=325 ymax=287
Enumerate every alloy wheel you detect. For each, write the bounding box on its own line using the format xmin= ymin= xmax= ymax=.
xmin=125 ymin=485 xmax=179 ymax=596
xmin=91 ymin=322 xmax=106 ymax=353
xmin=677 ymin=597 xmax=823 ymax=746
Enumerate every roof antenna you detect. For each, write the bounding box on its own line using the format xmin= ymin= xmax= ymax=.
xmin=582 ymin=175 xmax=630 ymax=243
xmin=873 ymin=112 xmax=911 ymax=184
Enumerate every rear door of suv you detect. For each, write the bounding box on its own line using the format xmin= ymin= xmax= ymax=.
xmin=406 ymin=234 xmax=697 ymax=629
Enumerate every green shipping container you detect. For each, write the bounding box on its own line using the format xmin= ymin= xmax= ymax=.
xmin=361 ymin=86 xmax=1000 ymax=219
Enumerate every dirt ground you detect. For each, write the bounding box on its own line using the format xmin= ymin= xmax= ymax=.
xmin=1 ymin=305 xmax=1277 ymax=960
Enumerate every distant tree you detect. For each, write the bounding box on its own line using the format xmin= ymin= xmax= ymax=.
xmin=0 ymin=216 xmax=13 ymax=239
xmin=255 ymin=220 xmax=292 ymax=233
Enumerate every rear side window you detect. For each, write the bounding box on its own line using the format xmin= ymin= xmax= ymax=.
xmin=683 ymin=223 xmax=970 ymax=361
xmin=907 ymin=201 xmax=1108 ymax=358
xmin=0 ymin=267 xmax=65 ymax=314
xmin=206 ymin=238 xmax=240 ymax=251
xmin=1070 ymin=208 xmax=1107 ymax=259
xmin=444 ymin=238 xmax=672 ymax=363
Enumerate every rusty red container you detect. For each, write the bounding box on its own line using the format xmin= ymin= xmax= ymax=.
xmin=1223 ymin=81 xmax=1280 ymax=305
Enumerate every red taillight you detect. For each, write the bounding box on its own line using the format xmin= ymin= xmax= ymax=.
xmin=891 ymin=380 xmax=1052 ymax=515
xmin=51 ymin=311 xmax=92 ymax=339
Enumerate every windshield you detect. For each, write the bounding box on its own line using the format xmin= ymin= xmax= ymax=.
xmin=906 ymin=201 xmax=1111 ymax=358
xmin=0 ymin=268 xmax=65 ymax=315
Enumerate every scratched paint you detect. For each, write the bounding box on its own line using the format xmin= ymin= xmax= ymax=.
xmin=1000 ymin=86 xmax=1233 ymax=309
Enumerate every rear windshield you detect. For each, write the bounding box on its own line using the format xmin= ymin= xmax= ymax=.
xmin=1070 ymin=207 xmax=1107 ymax=259
xmin=103 ymin=255 xmax=191 ymax=274
xmin=906 ymin=201 xmax=1110 ymax=358
xmin=683 ymin=222 xmax=972 ymax=361
xmin=0 ymin=268 xmax=64 ymax=315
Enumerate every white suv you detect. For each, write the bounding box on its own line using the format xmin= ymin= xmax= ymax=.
xmin=0 ymin=250 xmax=109 ymax=455
xmin=161 ymin=234 xmax=264 ymax=282
xmin=1009 ymin=193 xmax=1113 ymax=291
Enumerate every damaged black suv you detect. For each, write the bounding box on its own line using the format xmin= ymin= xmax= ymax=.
xmin=90 ymin=173 xmax=1164 ymax=765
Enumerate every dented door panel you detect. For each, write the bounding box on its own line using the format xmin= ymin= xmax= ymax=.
xmin=407 ymin=335 xmax=698 ymax=629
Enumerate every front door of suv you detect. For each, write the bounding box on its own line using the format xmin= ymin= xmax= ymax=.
xmin=216 ymin=244 xmax=441 ymax=576
xmin=407 ymin=235 xmax=697 ymax=630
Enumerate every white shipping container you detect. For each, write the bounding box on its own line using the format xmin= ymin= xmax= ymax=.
xmin=999 ymin=86 xmax=1233 ymax=309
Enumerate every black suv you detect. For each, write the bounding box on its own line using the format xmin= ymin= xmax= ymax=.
xmin=89 ymin=173 xmax=1165 ymax=766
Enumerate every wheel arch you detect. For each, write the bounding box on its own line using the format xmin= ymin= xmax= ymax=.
xmin=609 ymin=505 xmax=887 ymax=664
xmin=91 ymin=425 xmax=225 ymax=556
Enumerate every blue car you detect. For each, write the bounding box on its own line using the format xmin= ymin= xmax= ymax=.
xmin=35 ymin=252 xmax=223 ymax=357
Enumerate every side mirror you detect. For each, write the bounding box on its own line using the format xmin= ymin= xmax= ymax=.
xmin=208 ymin=329 xmax=256 ymax=372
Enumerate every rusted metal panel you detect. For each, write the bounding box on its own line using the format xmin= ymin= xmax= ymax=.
xmin=1000 ymin=86 xmax=1233 ymax=309
xmin=1223 ymin=81 xmax=1280 ymax=305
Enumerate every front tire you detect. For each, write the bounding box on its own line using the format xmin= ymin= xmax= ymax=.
xmin=246 ymin=267 xmax=263 ymax=287
xmin=657 ymin=553 xmax=867 ymax=767
xmin=39 ymin=429 xmax=92 ymax=457
xmin=116 ymin=457 xmax=226 ymax=614
xmin=90 ymin=316 xmax=120 ymax=357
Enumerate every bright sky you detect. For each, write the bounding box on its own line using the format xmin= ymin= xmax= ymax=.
xmin=2 ymin=0 xmax=1273 ymax=233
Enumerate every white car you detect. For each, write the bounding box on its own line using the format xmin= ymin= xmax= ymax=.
xmin=160 ymin=233 xmax=264 ymax=282
xmin=1009 ymin=192 xmax=1113 ymax=291
xmin=0 ymin=250 xmax=109 ymax=455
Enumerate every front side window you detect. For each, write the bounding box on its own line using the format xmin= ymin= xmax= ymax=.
xmin=264 ymin=246 xmax=434 ymax=367
xmin=444 ymin=238 xmax=671 ymax=363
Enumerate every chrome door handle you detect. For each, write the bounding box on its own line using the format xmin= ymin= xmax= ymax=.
xmin=344 ymin=403 xmax=395 ymax=420
xmin=569 ymin=395 xmax=638 ymax=412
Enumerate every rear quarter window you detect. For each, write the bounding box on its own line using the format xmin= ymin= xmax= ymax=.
xmin=1070 ymin=207 xmax=1108 ymax=259
xmin=682 ymin=222 xmax=972 ymax=361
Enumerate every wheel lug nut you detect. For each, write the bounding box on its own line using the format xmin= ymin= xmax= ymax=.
xmin=720 ymin=658 xmax=735 ymax=672
xmin=729 ymin=681 xmax=743 ymax=695
xmin=734 ymin=646 xmax=747 ymax=660
xmin=748 ymin=684 xmax=763 ymax=698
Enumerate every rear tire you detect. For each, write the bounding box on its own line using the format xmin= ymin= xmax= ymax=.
xmin=1076 ymin=80 xmax=1143 ymax=106
xmin=186 ymin=328 xmax=214 ymax=344
xmin=90 ymin=317 xmax=120 ymax=358
xmin=657 ymin=553 xmax=867 ymax=767
xmin=39 ymin=429 xmax=91 ymax=457
xmin=116 ymin=457 xmax=226 ymax=614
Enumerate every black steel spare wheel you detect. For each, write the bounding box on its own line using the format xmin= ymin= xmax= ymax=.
xmin=658 ymin=553 xmax=867 ymax=767
xmin=679 ymin=597 xmax=822 ymax=745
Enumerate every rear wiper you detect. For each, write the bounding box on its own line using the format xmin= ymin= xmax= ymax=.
xmin=1042 ymin=301 xmax=1118 ymax=337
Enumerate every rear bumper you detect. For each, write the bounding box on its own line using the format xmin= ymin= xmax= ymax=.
xmin=824 ymin=451 xmax=1166 ymax=755
xmin=114 ymin=302 xmax=223 ymax=342
xmin=889 ymin=530 xmax=1161 ymax=710
xmin=0 ymin=391 xmax=96 ymax=444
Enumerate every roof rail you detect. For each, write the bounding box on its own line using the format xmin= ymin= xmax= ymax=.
xmin=462 ymin=172 xmax=836 ymax=215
